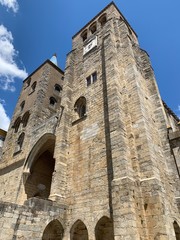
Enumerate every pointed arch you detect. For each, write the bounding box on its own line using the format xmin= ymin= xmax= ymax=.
xmin=23 ymin=133 xmax=56 ymax=199
xmin=173 ymin=221 xmax=180 ymax=239
xmin=22 ymin=111 xmax=30 ymax=127
xmin=24 ymin=133 xmax=55 ymax=173
xmin=31 ymin=81 xmax=37 ymax=91
xmin=95 ymin=216 xmax=114 ymax=240
xmin=13 ymin=117 xmax=21 ymax=133
xmin=74 ymin=96 xmax=86 ymax=118
xmin=20 ymin=100 xmax=25 ymax=111
xmin=29 ymin=81 xmax=37 ymax=94
xmin=70 ymin=220 xmax=88 ymax=240
xmin=24 ymin=77 xmax=31 ymax=88
xmin=42 ymin=219 xmax=64 ymax=240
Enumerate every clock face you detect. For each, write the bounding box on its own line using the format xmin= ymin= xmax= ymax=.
xmin=83 ymin=36 xmax=97 ymax=55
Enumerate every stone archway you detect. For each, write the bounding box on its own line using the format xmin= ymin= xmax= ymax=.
xmin=24 ymin=134 xmax=56 ymax=199
xmin=174 ymin=221 xmax=180 ymax=240
xmin=95 ymin=216 xmax=114 ymax=240
xmin=42 ymin=219 xmax=64 ymax=240
xmin=70 ymin=220 xmax=88 ymax=240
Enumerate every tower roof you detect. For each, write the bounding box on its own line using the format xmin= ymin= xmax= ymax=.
xmin=50 ymin=54 xmax=58 ymax=66
xmin=23 ymin=59 xmax=64 ymax=83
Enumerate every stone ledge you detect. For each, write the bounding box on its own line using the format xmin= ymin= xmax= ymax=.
xmin=0 ymin=197 xmax=67 ymax=216
xmin=24 ymin=197 xmax=67 ymax=212
xmin=169 ymin=131 xmax=180 ymax=141
xmin=72 ymin=115 xmax=87 ymax=125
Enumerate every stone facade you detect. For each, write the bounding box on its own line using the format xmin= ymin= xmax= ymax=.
xmin=0 ymin=2 xmax=180 ymax=239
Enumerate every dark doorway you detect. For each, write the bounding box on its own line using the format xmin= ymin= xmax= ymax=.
xmin=24 ymin=135 xmax=55 ymax=199
xmin=70 ymin=220 xmax=88 ymax=240
xmin=42 ymin=220 xmax=64 ymax=240
xmin=95 ymin=216 xmax=114 ymax=240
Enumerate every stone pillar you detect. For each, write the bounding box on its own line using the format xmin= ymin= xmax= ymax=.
xmin=49 ymin=52 xmax=74 ymax=205
xmin=101 ymin=19 xmax=140 ymax=239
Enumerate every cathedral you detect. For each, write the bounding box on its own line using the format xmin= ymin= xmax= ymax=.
xmin=0 ymin=2 xmax=180 ymax=239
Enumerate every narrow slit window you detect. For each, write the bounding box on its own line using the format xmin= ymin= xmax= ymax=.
xmin=86 ymin=76 xmax=91 ymax=86
xmin=20 ymin=101 xmax=25 ymax=111
xmin=92 ymin=72 xmax=97 ymax=83
xmin=86 ymin=72 xmax=97 ymax=86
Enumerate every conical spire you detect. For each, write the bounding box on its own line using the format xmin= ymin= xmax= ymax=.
xmin=50 ymin=53 xmax=58 ymax=66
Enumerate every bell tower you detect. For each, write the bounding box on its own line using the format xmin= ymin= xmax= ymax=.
xmin=0 ymin=56 xmax=64 ymax=204
xmin=0 ymin=3 xmax=179 ymax=240
xmin=50 ymin=2 xmax=180 ymax=239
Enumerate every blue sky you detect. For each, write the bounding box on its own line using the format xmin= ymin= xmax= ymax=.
xmin=0 ymin=0 xmax=180 ymax=130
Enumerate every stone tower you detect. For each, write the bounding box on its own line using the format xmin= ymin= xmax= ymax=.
xmin=0 ymin=2 xmax=180 ymax=240
xmin=0 ymin=57 xmax=64 ymax=204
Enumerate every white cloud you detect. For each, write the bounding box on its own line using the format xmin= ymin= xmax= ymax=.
xmin=0 ymin=0 xmax=18 ymax=13
xmin=0 ymin=99 xmax=10 ymax=131
xmin=0 ymin=24 xmax=28 ymax=92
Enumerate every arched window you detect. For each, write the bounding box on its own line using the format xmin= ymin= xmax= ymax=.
xmin=13 ymin=117 xmax=21 ymax=133
xmin=22 ymin=111 xmax=30 ymax=127
xmin=24 ymin=78 xmax=31 ymax=89
xmin=70 ymin=220 xmax=88 ymax=240
xmin=74 ymin=97 xmax=86 ymax=118
xmin=16 ymin=132 xmax=25 ymax=152
xmin=20 ymin=101 xmax=25 ymax=111
xmin=89 ymin=22 xmax=97 ymax=34
xmin=49 ymin=97 xmax=57 ymax=107
xmin=81 ymin=30 xmax=88 ymax=41
xmin=29 ymin=81 xmax=37 ymax=94
xmin=99 ymin=13 xmax=107 ymax=27
xmin=54 ymin=84 xmax=62 ymax=93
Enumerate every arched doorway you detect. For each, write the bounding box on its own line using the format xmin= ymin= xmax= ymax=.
xmin=95 ymin=216 xmax=114 ymax=240
xmin=42 ymin=219 xmax=64 ymax=240
xmin=24 ymin=134 xmax=56 ymax=199
xmin=70 ymin=220 xmax=88 ymax=240
xmin=174 ymin=221 xmax=180 ymax=240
